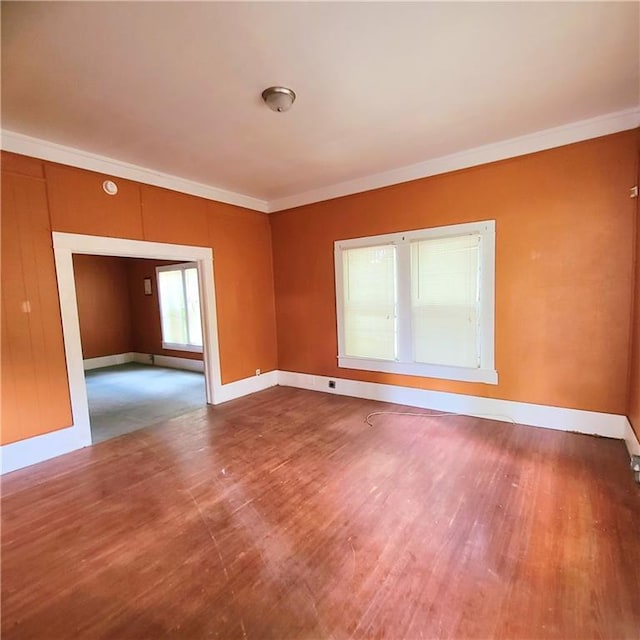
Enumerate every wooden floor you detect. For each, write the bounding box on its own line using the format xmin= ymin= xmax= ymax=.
xmin=2 ymin=387 xmax=639 ymax=639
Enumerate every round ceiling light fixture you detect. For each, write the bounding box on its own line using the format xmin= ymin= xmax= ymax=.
xmin=261 ymin=86 xmax=296 ymax=112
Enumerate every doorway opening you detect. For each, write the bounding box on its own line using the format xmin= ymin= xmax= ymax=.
xmin=73 ymin=254 xmax=207 ymax=442
xmin=53 ymin=233 xmax=222 ymax=449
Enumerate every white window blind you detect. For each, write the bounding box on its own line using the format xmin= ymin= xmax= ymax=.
xmin=334 ymin=220 xmax=496 ymax=384
xmin=157 ymin=263 xmax=203 ymax=352
xmin=411 ymin=234 xmax=480 ymax=368
xmin=343 ymin=245 xmax=397 ymax=360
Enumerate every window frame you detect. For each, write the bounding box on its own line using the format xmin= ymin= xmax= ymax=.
xmin=334 ymin=220 xmax=497 ymax=385
xmin=156 ymin=262 xmax=204 ymax=353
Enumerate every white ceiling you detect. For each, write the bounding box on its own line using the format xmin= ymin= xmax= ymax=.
xmin=2 ymin=2 xmax=639 ymax=208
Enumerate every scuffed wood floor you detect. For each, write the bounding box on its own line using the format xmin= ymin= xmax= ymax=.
xmin=2 ymin=386 xmax=639 ymax=639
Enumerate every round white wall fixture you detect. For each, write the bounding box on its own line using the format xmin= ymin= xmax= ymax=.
xmin=102 ymin=180 xmax=118 ymax=195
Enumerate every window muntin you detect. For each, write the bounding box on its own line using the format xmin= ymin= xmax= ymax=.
xmin=156 ymin=263 xmax=203 ymax=352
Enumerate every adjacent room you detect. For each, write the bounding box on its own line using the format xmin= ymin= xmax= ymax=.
xmin=1 ymin=2 xmax=639 ymax=639
xmin=73 ymin=254 xmax=206 ymax=443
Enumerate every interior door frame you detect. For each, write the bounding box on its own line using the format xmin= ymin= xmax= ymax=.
xmin=53 ymin=232 xmax=222 ymax=447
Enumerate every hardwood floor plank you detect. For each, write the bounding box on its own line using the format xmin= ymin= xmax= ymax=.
xmin=2 ymin=387 xmax=638 ymax=639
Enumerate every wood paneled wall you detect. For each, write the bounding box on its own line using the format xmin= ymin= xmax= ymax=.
xmin=2 ymin=129 xmax=638 ymax=447
xmin=45 ymin=163 xmax=144 ymax=239
xmin=1 ymin=153 xmax=278 ymax=446
xmin=72 ymin=255 xmax=203 ymax=362
xmin=1 ymin=157 xmax=73 ymax=445
xmin=72 ymin=255 xmax=134 ymax=359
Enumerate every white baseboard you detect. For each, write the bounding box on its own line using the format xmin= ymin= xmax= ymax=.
xmin=216 ymin=370 xmax=279 ymax=403
xmin=624 ymin=418 xmax=640 ymax=458
xmin=277 ymin=371 xmax=628 ymax=440
xmin=0 ymin=426 xmax=89 ymax=475
xmin=1 ymin=368 xmax=278 ymax=474
xmin=83 ymin=352 xmax=205 ymax=373
xmin=3 ymin=368 xmax=631 ymax=475
xmin=132 ymin=352 xmax=204 ymax=373
xmin=83 ymin=352 xmax=135 ymax=370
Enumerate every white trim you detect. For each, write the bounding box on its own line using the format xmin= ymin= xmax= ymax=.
xmin=3 ymin=110 xmax=638 ymax=216
xmin=334 ymin=221 xmax=496 ymax=385
xmin=334 ymin=221 xmax=493 ymax=250
xmin=215 ymin=370 xmax=279 ymax=404
xmin=83 ymin=352 xmax=205 ymax=372
xmin=277 ymin=371 xmax=628 ymax=440
xmin=132 ymin=353 xmax=205 ymax=373
xmin=83 ymin=352 xmax=136 ymax=370
xmin=337 ymin=357 xmax=498 ymax=384
xmin=0 ymin=426 xmax=85 ymax=475
xmin=0 ymin=130 xmax=269 ymax=213
xmin=160 ymin=343 xmax=203 ymax=354
xmin=1 ymin=227 xmax=278 ymax=474
xmin=1 ymin=367 xmax=629 ymax=474
xmin=156 ymin=262 xmax=204 ymax=353
xmin=0 ymin=368 xmax=277 ymax=474
xmin=51 ymin=232 xmax=223 ymax=454
xmin=624 ymin=418 xmax=640 ymax=458
xmin=268 ymin=108 xmax=640 ymax=212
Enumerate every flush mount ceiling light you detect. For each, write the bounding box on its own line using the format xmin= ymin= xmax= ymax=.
xmin=261 ymin=86 xmax=296 ymax=112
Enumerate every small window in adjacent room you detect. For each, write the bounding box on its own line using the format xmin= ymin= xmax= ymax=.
xmin=156 ymin=263 xmax=203 ymax=352
xmin=334 ymin=220 xmax=497 ymax=384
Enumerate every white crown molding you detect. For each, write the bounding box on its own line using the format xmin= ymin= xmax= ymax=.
xmin=0 ymin=130 xmax=270 ymax=213
xmin=3 ymin=107 xmax=638 ymax=216
xmin=268 ymin=107 xmax=640 ymax=212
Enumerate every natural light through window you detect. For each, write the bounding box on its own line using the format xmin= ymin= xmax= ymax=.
xmin=343 ymin=244 xmax=397 ymax=360
xmin=156 ymin=263 xmax=203 ymax=352
xmin=335 ymin=221 xmax=496 ymax=384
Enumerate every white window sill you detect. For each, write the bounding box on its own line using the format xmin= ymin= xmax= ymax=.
xmin=338 ymin=356 xmax=498 ymax=385
xmin=162 ymin=342 xmax=204 ymax=354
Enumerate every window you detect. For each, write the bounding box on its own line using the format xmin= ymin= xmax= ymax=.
xmin=334 ymin=220 xmax=496 ymax=384
xmin=156 ymin=263 xmax=203 ymax=352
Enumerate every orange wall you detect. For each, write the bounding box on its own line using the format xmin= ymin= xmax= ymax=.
xmin=72 ymin=254 xmax=205 ymax=362
xmin=1 ymin=155 xmax=73 ymax=445
xmin=73 ymin=254 xmax=133 ymax=359
xmin=139 ymin=185 xmax=278 ymax=377
xmin=127 ymin=258 xmax=202 ymax=361
xmin=270 ymin=131 xmax=638 ymax=415
xmin=627 ymin=132 xmax=640 ymax=438
xmin=2 ymin=130 xmax=637 ymax=447
xmin=1 ymin=152 xmax=278 ymax=445
xmin=46 ymin=170 xmax=278 ymax=385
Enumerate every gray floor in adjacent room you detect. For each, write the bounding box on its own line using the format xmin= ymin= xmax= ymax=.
xmin=85 ymin=363 xmax=206 ymax=443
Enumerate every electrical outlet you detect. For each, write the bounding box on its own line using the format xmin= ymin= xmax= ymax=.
xmin=631 ymin=455 xmax=640 ymax=484
xmin=255 ymin=368 xmax=261 ymax=376
xmin=328 ymin=380 xmax=336 ymax=389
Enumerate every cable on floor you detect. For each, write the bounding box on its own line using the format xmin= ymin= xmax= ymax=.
xmin=365 ymin=410 xmax=516 ymax=427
